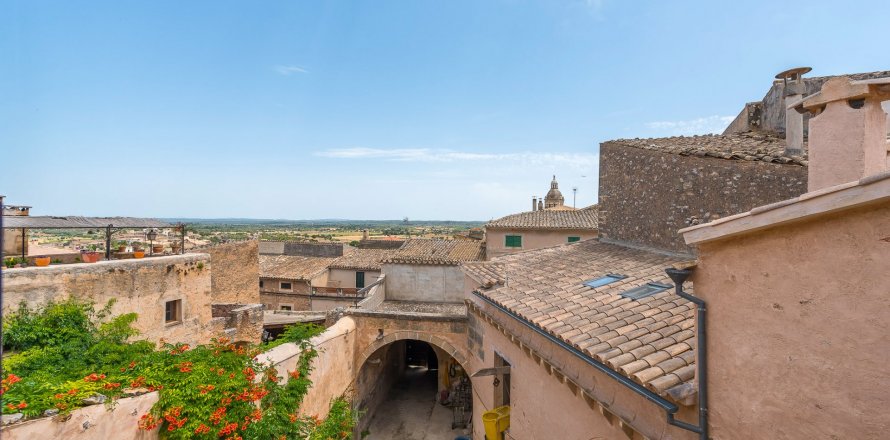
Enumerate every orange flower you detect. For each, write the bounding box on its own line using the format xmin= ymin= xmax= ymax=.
xmin=194 ymin=424 xmax=211 ymax=434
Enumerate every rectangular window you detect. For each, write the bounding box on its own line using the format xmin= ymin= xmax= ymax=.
xmin=505 ymin=235 xmax=522 ymax=248
xmin=280 ymin=305 xmax=292 ymax=311
xmin=583 ymin=274 xmax=627 ymax=289
xmin=620 ymin=282 xmax=673 ymax=300
xmin=259 ymin=280 xmax=264 ymax=289
xmin=355 ymin=271 xmax=366 ymax=289
xmin=280 ymin=282 xmax=292 ymax=291
xmin=164 ymin=299 xmax=182 ymax=324
xmin=567 ymin=236 xmax=581 ymax=243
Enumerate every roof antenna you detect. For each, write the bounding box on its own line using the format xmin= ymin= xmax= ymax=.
xmin=572 ymin=187 xmax=578 ymax=208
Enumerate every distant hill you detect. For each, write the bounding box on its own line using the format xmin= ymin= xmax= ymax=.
xmin=161 ymin=218 xmax=484 ymax=227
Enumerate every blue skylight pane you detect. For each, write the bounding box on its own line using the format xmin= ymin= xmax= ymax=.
xmin=620 ymin=282 xmax=673 ymax=300
xmin=583 ymin=274 xmax=627 ymax=289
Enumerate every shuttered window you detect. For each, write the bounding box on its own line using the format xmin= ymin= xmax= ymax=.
xmin=505 ymin=235 xmax=522 ymax=248
xmin=568 ymin=236 xmax=581 ymax=243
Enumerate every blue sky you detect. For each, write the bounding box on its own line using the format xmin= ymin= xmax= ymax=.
xmin=1 ymin=1 xmax=887 ymax=221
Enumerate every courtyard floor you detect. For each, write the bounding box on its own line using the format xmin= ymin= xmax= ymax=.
xmin=365 ymin=366 xmax=470 ymax=440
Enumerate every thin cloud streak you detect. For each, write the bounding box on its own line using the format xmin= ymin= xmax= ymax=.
xmin=645 ymin=115 xmax=734 ymax=135
xmin=315 ymin=148 xmax=598 ymax=169
xmin=275 ymin=65 xmax=308 ymax=75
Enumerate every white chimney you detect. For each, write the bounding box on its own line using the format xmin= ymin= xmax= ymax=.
xmin=532 ymin=196 xmax=537 ymax=211
xmin=777 ymin=67 xmax=811 ymax=156
xmin=797 ymin=76 xmax=890 ymax=191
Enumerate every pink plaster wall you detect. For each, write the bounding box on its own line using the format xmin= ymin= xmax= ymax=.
xmin=693 ymin=202 xmax=890 ymax=439
xmin=467 ymin=300 xmax=698 ymax=440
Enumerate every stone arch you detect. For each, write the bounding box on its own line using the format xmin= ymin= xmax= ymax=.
xmin=357 ymin=330 xmax=470 ymax=372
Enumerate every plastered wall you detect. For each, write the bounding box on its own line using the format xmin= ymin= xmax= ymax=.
xmin=382 ymin=264 xmax=466 ymax=303
xmin=692 ymin=203 xmax=890 ymax=440
xmin=485 ymin=229 xmax=597 ymax=259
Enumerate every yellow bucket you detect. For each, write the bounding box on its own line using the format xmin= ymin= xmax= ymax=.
xmin=482 ymin=406 xmax=510 ymax=439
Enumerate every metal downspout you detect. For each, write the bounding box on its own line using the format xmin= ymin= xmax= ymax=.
xmin=665 ymin=267 xmax=708 ymax=440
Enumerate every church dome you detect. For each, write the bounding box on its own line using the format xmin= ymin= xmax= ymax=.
xmin=544 ymin=175 xmax=565 ymax=208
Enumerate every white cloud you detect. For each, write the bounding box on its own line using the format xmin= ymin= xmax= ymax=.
xmin=275 ymin=65 xmax=308 ymax=75
xmin=315 ymin=148 xmax=598 ymax=170
xmin=645 ymin=115 xmax=734 ymax=136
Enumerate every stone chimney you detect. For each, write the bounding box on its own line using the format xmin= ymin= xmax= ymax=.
xmin=537 ymin=199 xmax=544 ymax=211
xmin=532 ymin=196 xmax=537 ymax=211
xmin=798 ymin=76 xmax=890 ymax=191
xmin=777 ymin=67 xmax=811 ymax=156
xmin=362 ymin=229 xmax=369 ymax=241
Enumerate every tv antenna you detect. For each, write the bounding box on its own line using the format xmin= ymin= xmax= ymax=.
xmin=572 ymin=187 xmax=578 ymax=208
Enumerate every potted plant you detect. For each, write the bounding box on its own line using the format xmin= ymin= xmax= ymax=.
xmin=81 ymin=249 xmax=102 ymax=263
xmin=116 ymin=241 xmax=128 ymax=252
xmin=132 ymin=242 xmax=145 ymax=259
xmin=152 ymin=243 xmax=165 ymax=254
xmin=34 ymin=255 xmax=51 ymax=267
xmin=171 ymin=241 xmax=182 ymax=253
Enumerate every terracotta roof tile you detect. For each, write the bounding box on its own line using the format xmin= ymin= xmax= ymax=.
xmin=604 ymin=131 xmax=807 ymax=166
xmin=329 ymin=248 xmax=396 ymax=271
xmin=486 ymin=205 xmax=598 ymax=230
xmin=466 ymin=239 xmax=697 ymax=399
xmin=259 ymin=255 xmax=336 ymax=281
xmin=384 ymin=239 xmax=484 ymax=265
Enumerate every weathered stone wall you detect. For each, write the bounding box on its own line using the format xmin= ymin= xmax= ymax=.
xmin=202 ymin=241 xmax=259 ymax=304
xmin=1 ymin=254 xmax=213 ymax=345
xmin=382 ymin=264 xmax=466 ymax=303
xmin=598 ymin=143 xmax=807 ymax=253
xmin=260 ymin=292 xmax=311 ymax=311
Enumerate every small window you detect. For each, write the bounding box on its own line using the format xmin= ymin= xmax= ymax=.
xmin=620 ymin=282 xmax=673 ymax=300
xmin=505 ymin=235 xmax=522 ymax=248
xmin=583 ymin=274 xmax=627 ymax=289
xmin=280 ymin=282 xmax=292 ymax=291
xmin=259 ymin=280 xmax=264 ymax=288
xmin=164 ymin=299 xmax=182 ymax=324
xmin=280 ymin=305 xmax=292 ymax=311
xmin=567 ymin=236 xmax=581 ymax=243
xmin=355 ymin=271 xmax=366 ymax=289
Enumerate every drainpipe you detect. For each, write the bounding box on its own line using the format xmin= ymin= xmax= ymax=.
xmin=665 ymin=267 xmax=708 ymax=440
xmin=1 ymin=195 xmax=5 ymax=378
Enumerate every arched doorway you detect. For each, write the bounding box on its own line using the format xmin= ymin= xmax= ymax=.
xmin=355 ymin=338 xmax=473 ymax=439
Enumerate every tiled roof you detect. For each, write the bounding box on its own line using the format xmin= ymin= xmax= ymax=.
xmin=486 ymin=205 xmax=598 ymax=230
xmin=259 ymin=255 xmax=336 ymax=281
xmin=329 ymin=248 xmax=396 ymax=271
xmin=465 ymin=239 xmax=697 ymax=398
xmin=604 ymin=131 xmax=807 ymax=166
xmin=384 ymin=239 xmax=485 ymax=265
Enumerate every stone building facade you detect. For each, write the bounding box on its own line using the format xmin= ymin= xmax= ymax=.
xmin=599 ymin=132 xmax=808 ymax=253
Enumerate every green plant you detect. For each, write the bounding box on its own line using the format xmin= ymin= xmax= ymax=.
xmin=0 ymin=302 xmax=354 ymax=438
xmin=51 ymin=258 xmax=62 ymax=264
xmin=196 ymin=262 xmax=204 ymax=270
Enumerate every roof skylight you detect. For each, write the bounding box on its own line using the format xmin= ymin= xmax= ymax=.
xmin=620 ymin=282 xmax=673 ymax=300
xmin=582 ymin=274 xmax=627 ymax=289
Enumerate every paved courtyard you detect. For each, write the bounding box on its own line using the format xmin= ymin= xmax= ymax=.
xmin=365 ymin=367 xmax=470 ymax=440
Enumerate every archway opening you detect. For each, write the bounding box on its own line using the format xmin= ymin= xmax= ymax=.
xmin=355 ymin=339 xmax=472 ymax=439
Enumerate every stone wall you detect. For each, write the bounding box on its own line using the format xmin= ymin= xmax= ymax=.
xmin=1 ymin=254 xmax=213 ymax=346
xmin=202 ymin=241 xmax=259 ymax=304
xmin=260 ymin=292 xmax=311 ymax=311
xmin=598 ymin=143 xmax=807 ymax=253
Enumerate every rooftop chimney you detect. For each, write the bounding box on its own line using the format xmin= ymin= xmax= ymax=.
xmin=537 ymin=199 xmax=544 ymax=211
xmin=532 ymin=196 xmax=537 ymax=211
xmin=797 ymin=76 xmax=890 ymax=191
xmin=777 ymin=67 xmax=811 ymax=156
